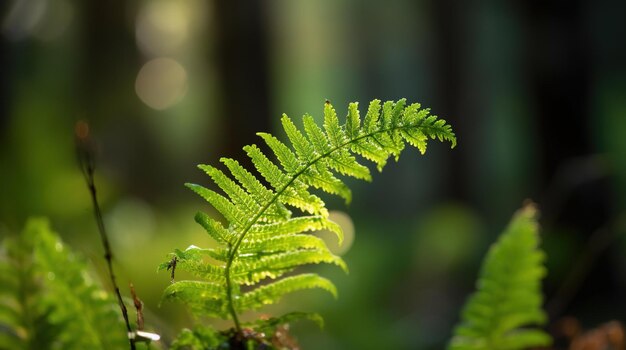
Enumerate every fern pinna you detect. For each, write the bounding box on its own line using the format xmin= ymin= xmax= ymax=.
xmin=159 ymin=99 xmax=456 ymax=333
xmin=448 ymin=203 xmax=551 ymax=350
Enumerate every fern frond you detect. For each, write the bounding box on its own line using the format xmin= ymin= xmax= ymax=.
xmin=447 ymin=204 xmax=552 ymax=350
xmin=0 ymin=218 xmax=127 ymax=350
xmin=161 ymin=99 xmax=456 ymax=333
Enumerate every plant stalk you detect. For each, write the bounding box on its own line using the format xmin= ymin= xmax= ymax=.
xmin=76 ymin=121 xmax=135 ymax=350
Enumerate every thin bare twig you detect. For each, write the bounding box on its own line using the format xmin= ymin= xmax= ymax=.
xmin=75 ymin=121 xmax=135 ymax=350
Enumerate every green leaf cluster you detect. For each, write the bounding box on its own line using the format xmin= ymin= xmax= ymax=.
xmin=448 ymin=204 xmax=551 ymax=350
xmin=169 ymin=312 xmax=322 ymax=350
xmin=159 ymin=99 xmax=456 ymax=331
xmin=0 ymin=218 xmax=127 ymax=350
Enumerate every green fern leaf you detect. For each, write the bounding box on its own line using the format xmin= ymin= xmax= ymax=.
xmin=282 ymin=114 xmax=316 ymax=160
xmin=447 ymin=204 xmax=552 ymax=350
xmin=363 ymin=99 xmax=381 ymax=133
xmin=230 ymin=249 xmax=347 ymax=285
xmin=193 ymin=211 xmax=234 ymax=245
xmin=158 ymin=246 xmax=225 ymax=283
xmin=162 ymin=281 xmax=228 ymax=318
xmin=236 ymin=274 xmax=337 ymax=311
xmin=199 ymin=165 xmax=266 ymax=220
xmin=239 ymin=234 xmax=331 ymax=255
xmin=323 ymin=101 xmax=348 ymax=147
xmin=220 ymin=157 xmax=292 ymax=220
xmin=303 ymin=113 xmax=332 ymax=155
xmin=186 ymin=184 xmax=246 ymax=228
xmin=326 ymin=148 xmax=371 ymax=182
xmin=245 ymin=216 xmax=342 ymax=244
xmin=0 ymin=218 xmax=127 ymax=350
xmin=345 ymin=102 xmax=361 ymax=138
xmin=258 ymin=132 xmax=303 ymax=174
xmin=161 ymin=99 xmax=456 ymax=334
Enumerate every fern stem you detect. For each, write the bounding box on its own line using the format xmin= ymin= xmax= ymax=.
xmin=223 ymin=121 xmax=426 ymax=332
xmin=76 ymin=122 xmax=136 ymax=350
xmin=224 ymin=259 xmax=242 ymax=333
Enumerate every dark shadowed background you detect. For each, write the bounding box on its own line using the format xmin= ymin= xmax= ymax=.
xmin=1 ymin=1 xmax=625 ymax=349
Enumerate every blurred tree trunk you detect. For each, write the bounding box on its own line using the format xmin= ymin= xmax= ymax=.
xmin=79 ymin=1 xmax=164 ymax=197
xmin=519 ymin=1 xmax=609 ymax=231
xmin=519 ymin=0 xmax=617 ymax=320
xmin=213 ymin=1 xmax=272 ymax=161
xmin=430 ymin=0 xmax=472 ymax=202
xmin=521 ymin=0 xmax=592 ymax=184
xmin=79 ymin=1 xmax=139 ymax=123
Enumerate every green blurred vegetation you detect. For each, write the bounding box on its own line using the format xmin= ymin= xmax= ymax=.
xmin=1 ymin=0 xmax=626 ymax=349
xmin=0 ymin=218 xmax=129 ymax=349
xmin=449 ymin=204 xmax=550 ymax=350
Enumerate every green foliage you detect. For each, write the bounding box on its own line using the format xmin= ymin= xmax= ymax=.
xmin=447 ymin=204 xmax=551 ymax=350
xmin=169 ymin=325 xmax=225 ymax=350
xmin=0 ymin=218 xmax=127 ymax=350
xmin=170 ymin=312 xmax=322 ymax=350
xmin=159 ymin=99 xmax=456 ymax=331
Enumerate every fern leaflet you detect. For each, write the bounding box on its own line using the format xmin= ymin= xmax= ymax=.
xmin=447 ymin=204 xmax=552 ymax=350
xmin=159 ymin=99 xmax=456 ymax=332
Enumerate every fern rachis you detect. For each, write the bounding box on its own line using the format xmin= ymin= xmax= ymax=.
xmin=160 ymin=99 xmax=456 ymax=338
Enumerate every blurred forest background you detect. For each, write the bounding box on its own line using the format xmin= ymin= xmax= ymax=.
xmin=1 ymin=0 xmax=626 ymax=349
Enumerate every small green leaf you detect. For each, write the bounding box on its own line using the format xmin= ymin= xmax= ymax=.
xmin=323 ymin=101 xmax=347 ymax=147
xmin=236 ymin=274 xmax=338 ymax=311
xmin=345 ymin=102 xmax=361 ymax=138
xmin=194 ymin=211 xmax=233 ymax=245
xmin=230 ymin=249 xmax=347 ymax=285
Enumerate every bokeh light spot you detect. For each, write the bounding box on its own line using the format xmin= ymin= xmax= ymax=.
xmin=106 ymin=198 xmax=156 ymax=251
xmin=135 ymin=57 xmax=188 ymax=110
xmin=2 ymin=0 xmax=73 ymax=41
xmin=135 ymin=1 xmax=190 ymax=56
xmin=2 ymin=0 xmax=47 ymax=41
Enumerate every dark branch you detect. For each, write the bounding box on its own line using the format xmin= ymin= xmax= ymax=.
xmin=75 ymin=120 xmax=136 ymax=350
